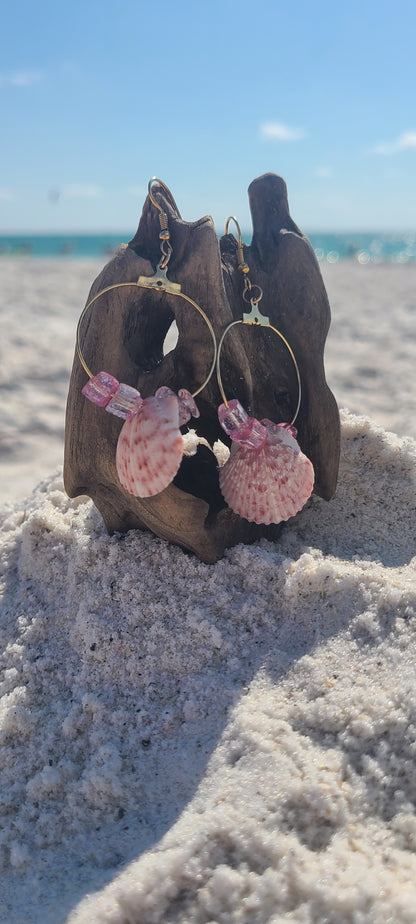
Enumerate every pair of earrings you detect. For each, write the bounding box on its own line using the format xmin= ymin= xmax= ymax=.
xmin=78 ymin=179 xmax=314 ymax=525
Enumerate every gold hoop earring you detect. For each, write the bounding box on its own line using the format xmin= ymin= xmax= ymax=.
xmin=77 ymin=178 xmax=217 ymax=499
xmin=216 ymin=217 xmax=314 ymax=525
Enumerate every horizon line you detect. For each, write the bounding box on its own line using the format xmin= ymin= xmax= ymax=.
xmin=1 ymin=227 xmax=415 ymax=237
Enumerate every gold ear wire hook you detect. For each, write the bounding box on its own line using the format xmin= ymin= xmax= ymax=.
xmin=225 ymin=215 xmax=241 ymax=240
xmin=225 ymin=216 xmax=249 ymax=276
xmin=148 ymin=177 xmax=171 ymax=210
xmin=147 ymin=177 xmax=173 ymax=268
xmin=225 ymin=214 xmax=263 ymax=310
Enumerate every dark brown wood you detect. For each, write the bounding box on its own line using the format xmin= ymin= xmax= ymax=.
xmin=64 ymin=174 xmax=340 ymax=562
xmin=221 ymin=173 xmax=340 ymax=499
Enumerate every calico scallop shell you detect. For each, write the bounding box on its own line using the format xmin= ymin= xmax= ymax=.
xmin=116 ymin=394 xmax=183 ymax=497
xmin=219 ymin=424 xmax=314 ymax=525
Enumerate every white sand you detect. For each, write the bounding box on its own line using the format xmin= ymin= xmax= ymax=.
xmin=0 ymin=258 xmax=416 ymax=506
xmin=0 ymin=259 xmax=100 ymax=506
xmin=1 ymin=258 xmax=416 ymax=923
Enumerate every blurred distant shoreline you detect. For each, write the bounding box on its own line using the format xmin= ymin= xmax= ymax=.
xmin=0 ymin=231 xmax=415 ymax=264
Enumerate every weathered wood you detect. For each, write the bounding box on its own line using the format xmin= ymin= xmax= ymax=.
xmin=221 ymin=173 xmax=340 ymax=499
xmin=64 ymin=174 xmax=340 ymax=562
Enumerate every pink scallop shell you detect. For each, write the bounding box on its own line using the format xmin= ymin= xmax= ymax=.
xmin=116 ymin=394 xmax=183 ymax=497
xmin=219 ymin=424 xmax=314 ymax=525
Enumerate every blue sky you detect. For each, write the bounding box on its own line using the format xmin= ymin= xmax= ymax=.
xmin=1 ymin=0 xmax=415 ymax=233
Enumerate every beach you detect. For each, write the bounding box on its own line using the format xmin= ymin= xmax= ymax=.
xmin=1 ymin=257 xmax=416 ymax=509
xmin=1 ymin=255 xmax=416 ymax=923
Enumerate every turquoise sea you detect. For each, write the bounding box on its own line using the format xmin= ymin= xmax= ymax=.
xmin=0 ymin=231 xmax=415 ymax=263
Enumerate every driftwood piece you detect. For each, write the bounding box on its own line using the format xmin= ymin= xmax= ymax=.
xmin=64 ymin=174 xmax=340 ymax=563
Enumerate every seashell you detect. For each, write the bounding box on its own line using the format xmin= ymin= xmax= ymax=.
xmin=219 ymin=422 xmax=314 ymax=525
xmin=116 ymin=394 xmax=183 ymax=497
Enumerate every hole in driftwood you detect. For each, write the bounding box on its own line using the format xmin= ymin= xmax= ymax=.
xmin=124 ymin=293 xmax=175 ymax=373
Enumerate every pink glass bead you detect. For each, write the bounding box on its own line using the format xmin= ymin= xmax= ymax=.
xmin=82 ymin=371 xmax=119 ymax=406
xmin=262 ymin=420 xmax=298 ymax=440
xmin=155 ymin=386 xmax=199 ymax=426
xmin=218 ymin=399 xmax=268 ymax=450
xmin=279 ymin=422 xmax=298 ymax=439
xmin=106 ymin=383 xmax=143 ymax=419
xmin=242 ymin=418 xmax=269 ymax=449
xmin=218 ymin=398 xmax=249 ymax=434
xmin=155 ymin=386 xmax=176 ymax=401
xmin=177 ymin=388 xmax=200 ymax=425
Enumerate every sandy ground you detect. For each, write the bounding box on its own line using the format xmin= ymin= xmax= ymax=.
xmin=0 ymin=258 xmax=415 ymax=506
xmin=0 ymin=257 xmax=416 ymax=923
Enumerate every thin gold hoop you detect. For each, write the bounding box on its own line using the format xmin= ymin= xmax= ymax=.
xmin=216 ymin=321 xmax=301 ymax=426
xmin=76 ymin=178 xmax=217 ymax=399
xmin=217 ymin=215 xmax=302 ymax=426
xmin=76 ymin=282 xmax=217 ymax=399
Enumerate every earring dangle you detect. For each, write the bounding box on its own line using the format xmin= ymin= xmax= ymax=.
xmin=216 ymin=217 xmax=314 ymax=525
xmin=77 ymin=178 xmax=217 ymax=499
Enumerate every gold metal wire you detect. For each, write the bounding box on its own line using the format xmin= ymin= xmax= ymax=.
xmin=148 ymin=176 xmax=170 ymax=210
xmin=216 ymin=319 xmax=302 ymax=426
xmin=218 ymin=214 xmax=302 ymax=426
xmin=148 ymin=177 xmax=181 ymax=217
xmin=225 ymin=216 xmax=250 ymax=279
xmin=76 ymin=178 xmax=216 ymax=399
xmin=76 ymin=281 xmax=217 ymax=399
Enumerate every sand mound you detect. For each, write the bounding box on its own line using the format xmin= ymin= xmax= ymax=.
xmin=1 ymin=410 xmax=416 ymax=923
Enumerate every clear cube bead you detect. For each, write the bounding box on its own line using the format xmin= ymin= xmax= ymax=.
xmin=218 ymin=399 xmax=249 ymax=435
xmin=218 ymin=399 xmax=267 ymax=449
xmin=82 ymin=371 xmax=119 ymax=406
xmin=242 ymin=417 xmax=268 ymax=449
xmin=106 ymin=383 xmax=143 ymax=419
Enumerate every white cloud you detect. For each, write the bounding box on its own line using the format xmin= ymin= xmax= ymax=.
xmin=126 ymin=184 xmax=146 ymax=198
xmin=373 ymin=131 xmax=416 ymax=155
xmin=62 ymin=184 xmax=103 ymax=199
xmin=0 ymin=187 xmax=15 ymax=200
xmin=0 ymin=70 xmax=43 ymax=88
xmin=314 ymin=165 xmax=333 ymax=179
xmin=260 ymin=121 xmax=306 ymax=142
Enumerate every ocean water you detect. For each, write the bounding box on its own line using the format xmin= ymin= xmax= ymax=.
xmin=0 ymin=231 xmax=415 ymax=263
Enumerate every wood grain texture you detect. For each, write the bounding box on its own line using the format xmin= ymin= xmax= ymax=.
xmin=64 ymin=174 xmax=340 ymax=562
